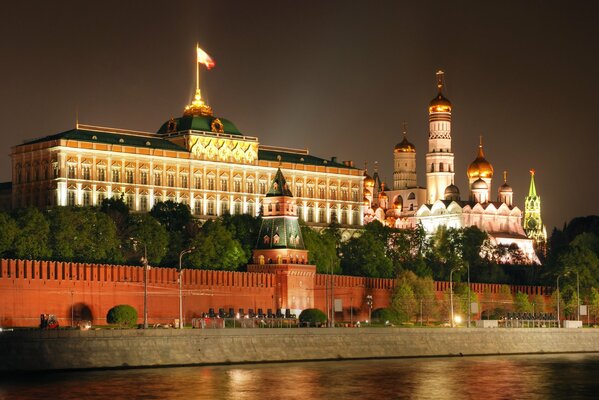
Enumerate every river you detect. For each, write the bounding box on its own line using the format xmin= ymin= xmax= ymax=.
xmin=1 ymin=354 xmax=598 ymax=399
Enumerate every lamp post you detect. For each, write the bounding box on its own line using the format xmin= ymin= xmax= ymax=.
xmin=449 ymin=267 xmax=460 ymax=328
xmin=178 ymin=247 xmax=195 ymax=329
xmin=574 ymin=270 xmax=580 ymax=321
xmin=366 ymin=295 xmax=373 ymax=325
xmin=467 ymin=262 xmax=471 ymax=328
xmin=130 ymin=237 xmax=149 ymax=329
xmin=556 ymin=272 xmax=565 ymax=328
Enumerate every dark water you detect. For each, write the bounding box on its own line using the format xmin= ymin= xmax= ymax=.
xmin=1 ymin=354 xmax=598 ymax=400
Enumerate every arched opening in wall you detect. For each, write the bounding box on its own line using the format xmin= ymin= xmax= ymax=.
xmin=69 ymin=303 xmax=94 ymax=326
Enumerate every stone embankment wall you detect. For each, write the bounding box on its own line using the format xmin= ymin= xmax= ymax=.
xmin=1 ymin=328 xmax=598 ymax=372
xmin=0 ymin=258 xmax=551 ymax=327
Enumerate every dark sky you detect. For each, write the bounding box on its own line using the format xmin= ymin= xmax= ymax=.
xmin=1 ymin=1 xmax=597 ymax=231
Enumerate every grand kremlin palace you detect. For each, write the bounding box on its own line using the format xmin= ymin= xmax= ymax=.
xmin=2 ymin=89 xmax=364 ymax=237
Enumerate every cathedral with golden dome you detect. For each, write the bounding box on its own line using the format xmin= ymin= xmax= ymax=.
xmin=363 ymin=71 xmax=544 ymax=263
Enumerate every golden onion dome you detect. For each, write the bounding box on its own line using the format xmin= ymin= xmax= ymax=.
xmin=363 ymin=188 xmax=371 ymax=197
xmin=467 ymin=143 xmax=494 ymax=179
xmin=429 ymin=70 xmax=452 ymax=113
xmin=429 ymin=93 xmax=452 ymax=113
xmin=364 ymin=173 xmax=375 ymax=187
xmin=363 ymin=196 xmax=370 ymax=206
xmin=394 ymin=135 xmax=416 ymax=153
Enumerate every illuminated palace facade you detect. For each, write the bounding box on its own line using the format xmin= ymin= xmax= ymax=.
xmin=364 ymin=71 xmax=544 ymax=263
xmin=4 ymin=85 xmax=364 ymax=237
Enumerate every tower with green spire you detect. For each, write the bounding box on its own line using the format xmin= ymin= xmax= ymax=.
xmin=247 ymin=168 xmax=316 ymax=313
xmin=523 ymin=169 xmax=547 ymax=248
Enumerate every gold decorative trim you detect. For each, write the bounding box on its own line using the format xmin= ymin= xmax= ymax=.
xmin=211 ymin=118 xmax=224 ymax=133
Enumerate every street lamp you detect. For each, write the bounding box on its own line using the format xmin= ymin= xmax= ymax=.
xmin=449 ymin=266 xmax=461 ymax=328
xmin=178 ymin=247 xmax=195 ymax=329
xmin=556 ymin=272 xmax=566 ymax=328
xmin=466 ymin=262 xmax=471 ymax=328
xmin=366 ymin=295 xmax=373 ymax=325
xmin=130 ymin=237 xmax=149 ymax=329
xmin=573 ymin=270 xmax=580 ymax=321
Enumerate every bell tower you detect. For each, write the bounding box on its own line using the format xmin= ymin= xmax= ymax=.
xmin=425 ymin=71 xmax=455 ymax=203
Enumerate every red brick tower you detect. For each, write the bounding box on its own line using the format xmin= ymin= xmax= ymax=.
xmin=247 ymin=168 xmax=316 ymax=314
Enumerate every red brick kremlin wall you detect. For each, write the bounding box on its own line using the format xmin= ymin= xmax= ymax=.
xmin=0 ymin=259 xmax=552 ymax=327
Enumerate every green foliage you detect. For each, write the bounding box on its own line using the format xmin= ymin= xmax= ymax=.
xmin=48 ymin=207 xmax=122 ymax=263
xmin=127 ymin=214 xmax=169 ymax=265
xmin=12 ymin=208 xmax=51 ymax=260
xmin=0 ymin=212 xmax=18 ymax=256
xmin=100 ymin=195 xmax=129 ymax=237
xmin=372 ymin=308 xmax=401 ymax=324
xmin=298 ymin=308 xmax=327 ymax=325
xmin=221 ymin=214 xmax=262 ymax=264
xmin=188 ymin=220 xmax=247 ymax=270
xmin=106 ymin=304 xmax=138 ymax=327
xmin=301 ymin=224 xmax=340 ymax=274
xmin=150 ymin=201 xmax=193 ymax=233
xmin=341 ymin=224 xmax=393 ymax=278
xmin=514 ymin=292 xmax=533 ymax=313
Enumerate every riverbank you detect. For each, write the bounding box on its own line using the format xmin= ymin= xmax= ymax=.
xmin=1 ymin=328 xmax=598 ymax=372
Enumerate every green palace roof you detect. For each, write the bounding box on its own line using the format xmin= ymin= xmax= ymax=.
xmin=20 ymin=128 xmax=186 ymax=151
xmin=19 ymin=127 xmax=357 ymax=170
xmin=157 ymin=115 xmax=241 ymax=136
xmin=258 ymin=149 xmax=354 ymax=169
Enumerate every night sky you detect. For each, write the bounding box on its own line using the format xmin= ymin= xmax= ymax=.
xmin=1 ymin=1 xmax=597 ymax=232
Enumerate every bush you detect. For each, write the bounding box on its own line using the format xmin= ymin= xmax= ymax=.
xmin=106 ymin=304 xmax=138 ymax=327
xmin=299 ymin=308 xmax=327 ymax=326
xmin=372 ymin=307 xmax=401 ymax=324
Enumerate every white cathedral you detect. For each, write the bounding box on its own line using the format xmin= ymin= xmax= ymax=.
xmin=363 ymin=71 xmax=540 ymax=264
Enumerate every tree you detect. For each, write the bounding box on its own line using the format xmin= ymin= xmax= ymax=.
xmin=188 ymin=220 xmax=247 ymax=270
xmin=514 ymin=291 xmax=533 ymax=313
xmin=222 ymin=214 xmax=262 ymax=264
xmin=341 ymin=229 xmax=393 ymax=278
xmin=150 ymin=200 xmax=193 ymax=233
xmin=48 ymin=207 xmax=122 ymax=263
xmin=100 ymin=195 xmax=129 ymax=239
xmin=392 ymin=280 xmax=417 ymax=323
xmin=298 ymin=308 xmax=327 ymax=326
xmin=412 ymin=275 xmax=438 ymax=322
xmin=589 ymin=288 xmax=599 ymax=324
xmin=0 ymin=212 xmax=18 ymax=257
xmin=12 ymin=208 xmax=51 ymax=260
xmin=106 ymin=304 xmax=138 ymax=327
xmin=127 ymin=214 xmax=169 ymax=265
xmin=302 ymin=224 xmax=340 ymax=274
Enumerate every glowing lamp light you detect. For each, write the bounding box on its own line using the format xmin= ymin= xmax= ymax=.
xmin=236 ymin=312 xmax=240 ymax=320
xmin=454 ymin=315 xmax=462 ymax=325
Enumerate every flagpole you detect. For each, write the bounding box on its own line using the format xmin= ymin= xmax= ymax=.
xmin=196 ymin=43 xmax=200 ymax=93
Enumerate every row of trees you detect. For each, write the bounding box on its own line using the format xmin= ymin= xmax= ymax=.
xmin=337 ymin=220 xmax=541 ymax=286
xmin=382 ymin=270 xmax=591 ymax=324
xmin=0 ymin=199 xmax=260 ymax=269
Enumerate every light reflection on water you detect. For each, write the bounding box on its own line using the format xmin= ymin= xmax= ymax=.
xmin=1 ymin=354 xmax=598 ymax=400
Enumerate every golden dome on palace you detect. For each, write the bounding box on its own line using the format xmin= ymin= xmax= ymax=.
xmin=364 ymin=173 xmax=375 ymax=187
xmin=394 ymin=135 xmax=416 ymax=153
xmin=467 ymin=144 xmax=494 ymax=179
